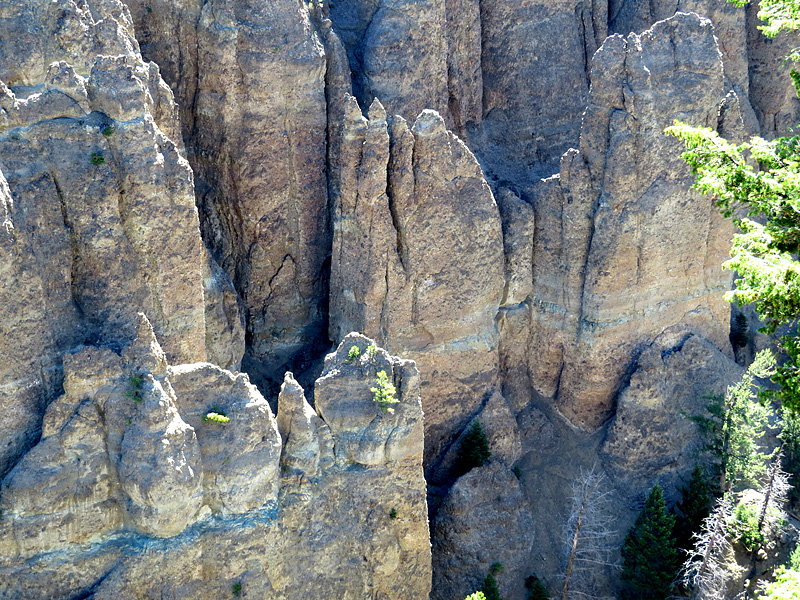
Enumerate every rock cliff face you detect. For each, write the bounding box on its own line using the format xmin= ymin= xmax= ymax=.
xmin=0 ymin=0 xmax=244 ymax=479
xmin=0 ymin=325 xmax=431 ymax=599
xmin=1 ymin=0 xmax=798 ymax=597
xmin=328 ymin=100 xmax=505 ymax=468
xmin=531 ymin=13 xmax=736 ymax=430
xmin=126 ymin=0 xmax=330 ymax=392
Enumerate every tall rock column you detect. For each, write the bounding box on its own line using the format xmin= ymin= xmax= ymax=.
xmin=330 ymin=104 xmax=505 ymax=467
xmin=126 ymin=0 xmax=330 ymax=391
xmin=530 ymin=13 xmax=735 ymax=430
xmin=0 ymin=0 xmax=243 ymax=478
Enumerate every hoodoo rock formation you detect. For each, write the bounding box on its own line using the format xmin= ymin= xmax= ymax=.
xmin=0 ymin=323 xmax=430 ymax=599
xmin=1 ymin=0 xmax=798 ymax=597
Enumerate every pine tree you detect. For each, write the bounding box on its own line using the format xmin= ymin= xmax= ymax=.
xmin=690 ymin=351 xmax=776 ymax=493
xmin=621 ymin=484 xmax=681 ymax=600
xmin=674 ymin=465 xmax=715 ymax=553
xmin=526 ymin=577 xmax=550 ymax=600
xmin=456 ymin=421 xmax=492 ymax=476
xmin=481 ymin=573 xmax=502 ymax=600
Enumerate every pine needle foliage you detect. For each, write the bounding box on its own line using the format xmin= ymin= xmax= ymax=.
xmin=455 ymin=421 xmax=492 ymax=476
xmin=371 ymin=370 xmax=399 ymax=413
xmin=481 ymin=572 xmax=502 ymax=600
xmin=526 ymin=577 xmax=550 ymax=600
xmin=621 ymin=484 xmax=681 ymax=600
xmin=690 ymin=351 xmax=776 ymax=493
xmin=674 ymin=465 xmax=715 ymax=553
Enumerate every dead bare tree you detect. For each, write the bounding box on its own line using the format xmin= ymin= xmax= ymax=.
xmin=561 ymin=466 xmax=617 ymax=600
xmin=681 ymin=495 xmax=734 ymax=600
xmin=755 ymin=450 xmax=791 ymax=542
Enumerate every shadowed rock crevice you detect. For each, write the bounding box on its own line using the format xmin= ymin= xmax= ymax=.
xmin=126 ymin=0 xmax=331 ymax=398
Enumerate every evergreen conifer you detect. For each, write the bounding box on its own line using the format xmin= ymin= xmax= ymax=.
xmin=674 ymin=465 xmax=714 ymax=552
xmin=621 ymin=484 xmax=681 ymax=600
xmin=526 ymin=577 xmax=550 ymax=600
xmin=455 ymin=421 xmax=492 ymax=475
xmin=481 ymin=573 xmax=502 ymax=600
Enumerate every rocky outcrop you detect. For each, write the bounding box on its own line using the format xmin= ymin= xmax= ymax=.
xmin=0 ymin=0 xmax=244 ymax=478
xmin=328 ymin=0 xmax=451 ymax=124
xmin=528 ymin=13 xmax=737 ymax=430
xmin=329 ymin=103 xmax=505 ymax=468
xmin=434 ymin=390 xmax=522 ymax=479
xmin=610 ymin=1 xmax=748 ymax=91
xmin=474 ymin=0 xmax=606 ymax=180
xmin=600 ymin=333 xmax=744 ymax=500
xmin=432 ymin=463 xmax=534 ymax=600
xmin=745 ymin=1 xmax=800 ymax=137
xmin=127 ymin=0 xmax=330 ymax=392
xmin=0 ymin=328 xmax=431 ymax=600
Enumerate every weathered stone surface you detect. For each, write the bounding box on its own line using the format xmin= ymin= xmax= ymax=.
xmin=127 ymin=0 xmax=330 ymax=392
xmin=600 ymin=333 xmax=744 ymax=500
xmin=276 ymin=371 xmax=333 ymax=479
xmin=611 ymin=1 xmax=749 ymax=95
xmin=169 ymin=363 xmax=282 ymax=514
xmin=0 ymin=0 xmax=244 ymax=479
xmin=329 ymin=106 xmax=505 ymax=468
xmin=431 ymin=463 xmax=533 ymax=600
xmin=443 ymin=0 xmax=482 ymax=135
xmin=118 ymin=374 xmax=204 ymax=538
xmin=473 ymin=0 xmax=605 ymax=181
xmin=498 ymin=188 xmax=535 ymax=308
xmin=0 ymin=329 xmax=431 ymax=600
xmin=315 ymin=333 xmax=424 ymax=466
xmin=529 ymin=14 xmax=735 ymax=430
xmin=745 ymin=1 xmax=800 ymax=137
xmin=328 ymin=0 xmax=450 ymax=124
xmin=436 ymin=390 xmax=522 ymax=478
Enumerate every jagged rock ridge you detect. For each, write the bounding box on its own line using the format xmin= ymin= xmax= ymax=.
xmin=0 ymin=0 xmax=798 ymax=598
xmin=0 ymin=323 xmax=431 ymax=599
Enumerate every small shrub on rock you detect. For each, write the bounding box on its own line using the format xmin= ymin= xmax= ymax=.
xmin=203 ymin=407 xmax=230 ymax=424
xmin=347 ymin=345 xmax=361 ymax=361
xmin=371 ymin=370 xmax=399 ymax=413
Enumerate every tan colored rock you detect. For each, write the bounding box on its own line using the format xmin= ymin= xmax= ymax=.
xmin=327 ymin=0 xmax=450 ymax=123
xmin=315 ymin=333 xmax=424 ymax=466
xmin=431 ymin=463 xmax=533 ymax=600
xmin=611 ymin=1 xmax=749 ymax=95
xmin=0 ymin=399 xmax=121 ymax=559
xmin=528 ymin=14 xmax=735 ymax=430
xmin=0 ymin=331 xmax=431 ymax=600
xmin=329 ymin=107 xmax=505 ymax=467
xmin=745 ymin=2 xmax=800 ymax=137
xmin=276 ymin=372 xmax=333 ymax=479
xmin=0 ymin=0 xmax=246 ymax=478
xmin=475 ymin=0 xmax=605 ymax=180
xmin=437 ymin=391 xmax=522 ymax=478
xmin=498 ymin=188 xmax=534 ymax=308
xmin=117 ymin=374 xmax=204 ymax=538
xmin=600 ymin=333 xmax=744 ymax=499
xmin=127 ymin=0 xmax=330 ymax=391
xmin=168 ymin=363 xmax=282 ymax=514
xmin=444 ymin=0 xmax=482 ymax=135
